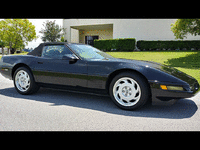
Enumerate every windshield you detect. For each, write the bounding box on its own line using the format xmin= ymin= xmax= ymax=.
xmin=67 ymin=44 xmax=114 ymax=60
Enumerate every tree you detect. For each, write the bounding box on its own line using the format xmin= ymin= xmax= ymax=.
xmin=60 ymin=35 xmax=67 ymax=42
xmin=171 ymin=19 xmax=200 ymax=39
xmin=0 ymin=19 xmax=37 ymax=54
xmin=0 ymin=20 xmax=8 ymax=55
xmin=39 ymin=20 xmax=65 ymax=42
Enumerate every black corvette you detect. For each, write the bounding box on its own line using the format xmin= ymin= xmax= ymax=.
xmin=0 ymin=42 xmax=199 ymax=110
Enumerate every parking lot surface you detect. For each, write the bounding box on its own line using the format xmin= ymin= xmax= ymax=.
xmin=0 ymin=74 xmax=200 ymax=131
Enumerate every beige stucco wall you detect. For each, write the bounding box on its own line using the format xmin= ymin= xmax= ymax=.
xmin=79 ymin=29 xmax=113 ymax=44
xmin=63 ymin=19 xmax=114 ymax=43
xmin=63 ymin=19 xmax=200 ymax=43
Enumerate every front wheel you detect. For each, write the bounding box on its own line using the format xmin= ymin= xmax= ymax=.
xmin=13 ymin=67 xmax=40 ymax=95
xmin=109 ymin=72 xmax=151 ymax=110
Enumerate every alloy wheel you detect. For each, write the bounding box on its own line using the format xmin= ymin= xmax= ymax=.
xmin=113 ymin=77 xmax=141 ymax=107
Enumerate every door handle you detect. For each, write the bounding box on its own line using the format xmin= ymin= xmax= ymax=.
xmin=37 ymin=61 xmax=43 ymax=64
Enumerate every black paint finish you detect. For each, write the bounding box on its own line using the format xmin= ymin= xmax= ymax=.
xmin=0 ymin=42 xmax=199 ymax=103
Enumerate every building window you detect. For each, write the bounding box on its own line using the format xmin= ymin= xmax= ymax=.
xmin=85 ymin=36 xmax=99 ymax=46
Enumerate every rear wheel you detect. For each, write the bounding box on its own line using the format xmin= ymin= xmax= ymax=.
xmin=13 ymin=67 xmax=40 ymax=95
xmin=109 ymin=72 xmax=150 ymax=110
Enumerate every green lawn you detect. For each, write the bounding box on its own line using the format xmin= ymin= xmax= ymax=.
xmin=107 ymin=51 xmax=200 ymax=85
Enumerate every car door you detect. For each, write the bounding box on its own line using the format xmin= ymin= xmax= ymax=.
xmin=32 ymin=44 xmax=88 ymax=88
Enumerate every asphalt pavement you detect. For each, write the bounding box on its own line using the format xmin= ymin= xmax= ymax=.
xmin=0 ymin=74 xmax=200 ymax=131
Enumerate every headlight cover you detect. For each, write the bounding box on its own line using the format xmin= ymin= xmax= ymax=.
xmin=160 ymin=85 xmax=184 ymax=91
xmin=167 ymin=86 xmax=184 ymax=91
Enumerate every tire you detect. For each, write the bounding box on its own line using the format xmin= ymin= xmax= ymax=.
xmin=13 ymin=67 xmax=40 ymax=95
xmin=109 ymin=72 xmax=150 ymax=110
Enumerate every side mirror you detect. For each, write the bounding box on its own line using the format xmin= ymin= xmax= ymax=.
xmin=62 ymin=54 xmax=78 ymax=64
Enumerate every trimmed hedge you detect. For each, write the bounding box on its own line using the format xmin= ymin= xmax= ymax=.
xmin=137 ymin=40 xmax=200 ymax=51
xmin=94 ymin=39 xmax=200 ymax=51
xmin=94 ymin=38 xmax=136 ymax=52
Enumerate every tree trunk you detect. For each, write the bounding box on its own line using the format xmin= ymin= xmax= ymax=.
xmin=8 ymin=42 xmax=12 ymax=55
xmin=1 ymin=47 xmax=4 ymax=56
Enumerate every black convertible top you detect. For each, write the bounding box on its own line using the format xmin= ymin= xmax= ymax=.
xmin=27 ymin=42 xmax=67 ymax=56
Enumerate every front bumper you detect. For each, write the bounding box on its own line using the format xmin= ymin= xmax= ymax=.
xmin=149 ymin=81 xmax=199 ymax=102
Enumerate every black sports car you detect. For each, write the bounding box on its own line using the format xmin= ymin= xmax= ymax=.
xmin=0 ymin=42 xmax=199 ymax=110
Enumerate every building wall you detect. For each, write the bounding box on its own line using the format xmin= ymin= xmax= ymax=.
xmin=79 ymin=29 xmax=113 ymax=44
xmin=71 ymin=28 xmax=79 ymax=43
xmin=112 ymin=19 xmax=200 ymax=40
xmin=63 ymin=19 xmax=200 ymax=42
xmin=63 ymin=19 xmax=114 ymax=43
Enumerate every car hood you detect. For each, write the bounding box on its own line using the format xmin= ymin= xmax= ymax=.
xmin=109 ymin=58 xmax=198 ymax=86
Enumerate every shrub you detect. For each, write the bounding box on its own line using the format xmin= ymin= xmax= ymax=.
xmin=94 ymin=38 xmax=136 ymax=52
xmin=137 ymin=40 xmax=200 ymax=51
xmin=94 ymin=39 xmax=200 ymax=51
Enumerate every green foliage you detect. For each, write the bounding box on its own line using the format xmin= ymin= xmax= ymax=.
xmin=39 ymin=20 xmax=65 ymax=42
xmin=0 ymin=40 xmax=6 ymax=47
xmin=60 ymin=36 xmax=65 ymax=42
xmin=171 ymin=19 xmax=200 ymax=39
xmin=137 ymin=40 xmax=200 ymax=50
xmin=95 ymin=38 xmax=200 ymax=51
xmin=0 ymin=19 xmax=37 ymax=53
xmin=94 ymin=38 xmax=136 ymax=52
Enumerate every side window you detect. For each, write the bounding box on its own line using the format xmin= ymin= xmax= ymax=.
xmin=42 ymin=45 xmax=73 ymax=59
